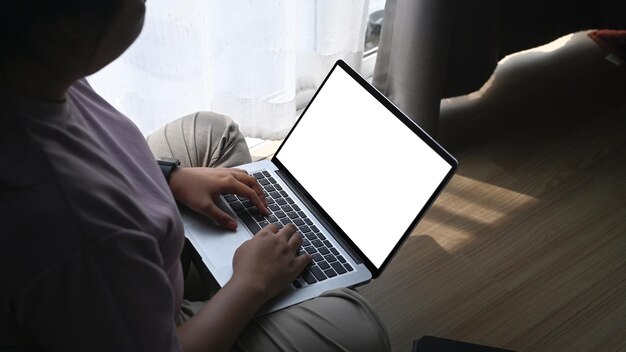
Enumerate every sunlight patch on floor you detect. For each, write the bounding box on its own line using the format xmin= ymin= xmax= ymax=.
xmin=412 ymin=175 xmax=539 ymax=253
xmin=444 ymin=175 xmax=538 ymax=213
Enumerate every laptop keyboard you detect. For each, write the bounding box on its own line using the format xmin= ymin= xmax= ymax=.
xmin=222 ymin=170 xmax=354 ymax=287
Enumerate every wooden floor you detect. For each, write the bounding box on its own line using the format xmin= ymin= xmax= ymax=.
xmin=356 ymin=33 xmax=626 ymax=351
xmin=248 ymin=32 xmax=626 ymax=352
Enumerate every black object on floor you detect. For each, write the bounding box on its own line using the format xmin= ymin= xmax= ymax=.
xmin=413 ymin=336 xmax=516 ymax=352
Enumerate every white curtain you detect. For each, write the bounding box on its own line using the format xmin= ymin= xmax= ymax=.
xmin=88 ymin=0 xmax=369 ymax=139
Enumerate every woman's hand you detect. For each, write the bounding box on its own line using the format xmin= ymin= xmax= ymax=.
xmin=169 ymin=167 xmax=269 ymax=230
xmin=232 ymin=224 xmax=311 ymax=302
xmin=176 ymin=224 xmax=311 ymax=352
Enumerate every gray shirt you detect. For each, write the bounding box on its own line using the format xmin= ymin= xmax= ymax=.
xmin=0 ymin=80 xmax=184 ymax=351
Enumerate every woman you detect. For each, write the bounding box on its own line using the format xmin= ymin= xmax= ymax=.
xmin=0 ymin=0 xmax=390 ymax=351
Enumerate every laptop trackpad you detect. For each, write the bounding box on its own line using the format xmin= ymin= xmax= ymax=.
xmin=180 ymin=206 xmax=252 ymax=286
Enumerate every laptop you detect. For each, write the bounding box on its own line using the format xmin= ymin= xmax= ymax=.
xmin=181 ymin=60 xmax=458 ymax=315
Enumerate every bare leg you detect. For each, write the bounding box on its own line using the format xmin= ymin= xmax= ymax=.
xmin=437 ymin=31 xmax=626 ymax=150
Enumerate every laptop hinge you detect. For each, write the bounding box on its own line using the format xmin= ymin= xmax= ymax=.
xmin=276 ymin=170 xmax=364 ymax=265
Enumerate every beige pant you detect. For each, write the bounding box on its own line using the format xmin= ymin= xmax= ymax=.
xmin=147 ymin=111 xmax=252 ymax=168
xmin=147 ymin=112 xmax=390 ymax=352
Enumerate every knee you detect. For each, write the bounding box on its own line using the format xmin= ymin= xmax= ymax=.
xmin=193 ymin=111 xmax=241 ymax=137
xmin=321 ymin=288 xmax=391 ymax=352
xmin=193 ymin=111 xmax=251 ymax=167
xmin=235 ymin=288 xmax=390 ymax=352
xmin=274 ymin=288 xmax=391 ymax=351
xmin=146 ymin=111 xmax=251 ymax=168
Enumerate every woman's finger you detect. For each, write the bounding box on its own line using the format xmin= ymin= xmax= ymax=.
xmin=202 ymin=202 xmax=237 ymax=230
xmin=293 ymin=252 xmax=312 ymax=271
xmin=287 ymin=231 xmax=303 ymax=250
xmin=229 ymin=168 xmax=249 ymax=175
xmin=278 ymin=224 xmax=297 ymax=242
xmin=232 ymin=172 xmax=267 ymax=205
xmin=225 ymin=176 xmax=269 ymax=214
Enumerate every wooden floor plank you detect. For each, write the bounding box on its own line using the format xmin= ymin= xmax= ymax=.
xmin=248 ymin=33 xmax=626 ymax=352
xmin=359 ymin=35 xmax=626 ymax=351
xmin=513 ymin=262 xmax=626 ymax=351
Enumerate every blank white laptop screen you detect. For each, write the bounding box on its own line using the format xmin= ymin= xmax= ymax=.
xmin=276 ymin=66 xmax=452 ymax=269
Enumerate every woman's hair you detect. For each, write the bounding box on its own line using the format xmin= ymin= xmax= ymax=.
xmin=0 ymin=0 xmax=121 ymax=119
xmin=0 ymin=0 xmax=118 ymax=50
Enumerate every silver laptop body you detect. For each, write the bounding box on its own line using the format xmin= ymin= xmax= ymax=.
xmin=181 ymin=60 xmax=458 ymax=315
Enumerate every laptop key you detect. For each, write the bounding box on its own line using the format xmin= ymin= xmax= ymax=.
xmin=286 ymin=197 xmax=295 ymax=204
xmin=262 ymin=171 xmax=271 ymax=177
xmin=292 ymin=204 xmax=301 ymax=211
xmin=293 ymin=218 xmax=305 ymax=226
xmin=248 ymin=208 xmax=261 ymax=216
xmin=318 ymin=261 xmax=330 ymax=270
xmin=310 ymin=225 xmax=319 ymax=232
xmin=259 ymin=178 xmax=270 ymax=186
xmin=337 ymin=255 xmax=346 ymax=263
xmin=304 ymin=246 xmax=317 ymax=255
xmin=270 ymin=191 xmax=281 ymax=199
xmin=302 ymin=270 xmax=317 ymax=284
xmin=311 ymin=239 xmax=324 ymax=248
xmin=304 ymin=218 xmax=313 ymax=225
xmin=268 ymin=177 xmax=277 ymax=184
xmin=266 ymin=215 xmax=278 ymax=223
xmin=276 ymin=198 xmax=287 ymax=205
xmin=318 ymin=247 xmax=330 ymax=255
xmin=344 ymin=263 xmax=354 ymax=272
xmin=280 ymin=190 xmax=289 ymax=197
xmin=239 ymin=213 xmax=261 ymax=234
xmin=258 ymin=221 xmax=270 ymax=228
xmin=275 ymin=211 xmax=286 ymax=218
xmin=331 ymin=262 xmax=347 ymax=275
xmin=330 ymin=247 xmax=339 ymax=256
xmin=287 ymin=211 xmax=299 ymax=220
xmin=253 ymin=172 xmax=264 ymax=179
xmin=274 ymin=184 xmax=283 ymax=191
xmin=269 ymin=204 xmax=281 ymax=212
xmin=298 ymin=225 xmax=311 ymax=233
xmin=323 ymin=268 xmax=337 ymax=278
xmin=281 ymin=205 xmax=293 ymax=212
xmin=305 ymin=232 xmax=317 ymax=240
xmin=230 ymin=202 xmax=244 ymax=211
xmin=263 ymin=185 xmax=276 ymax=192
xmin=224 ymin=195 xmax=237 ymax=202
xmin=311 ymin=253 xmax=323 ymax=262
xmin=293 ymin=280 xmax=302 ymax=288
xmin=310 ymin=266 xmax=327 ymax=281
xmin=324 ymin=254 xmax=336 ymax=262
